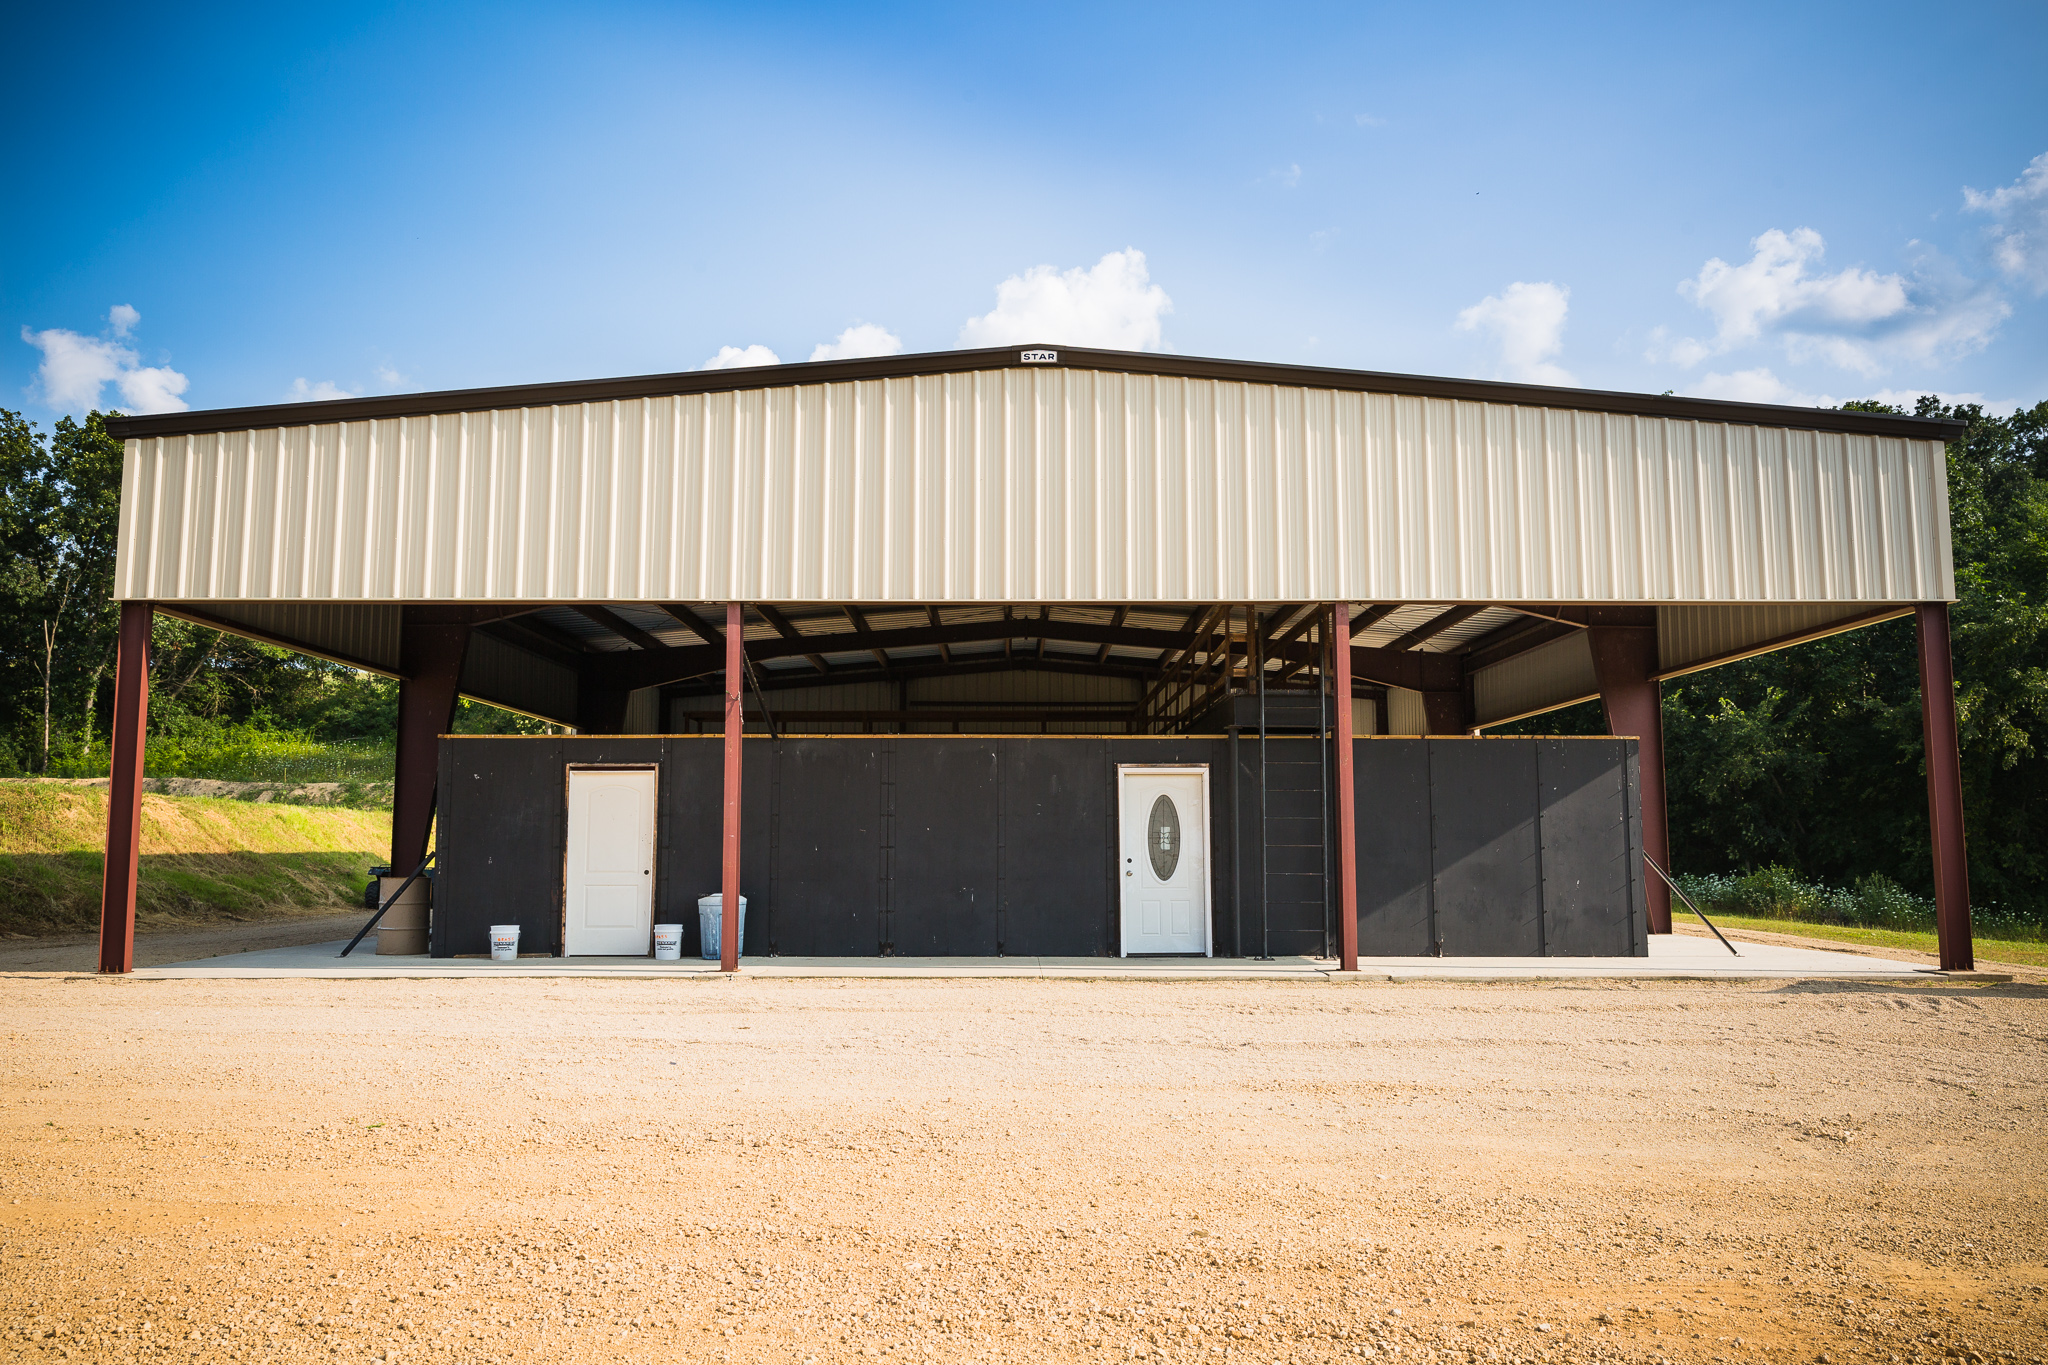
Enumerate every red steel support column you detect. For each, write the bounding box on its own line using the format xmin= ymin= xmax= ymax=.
xmin=1588 ymin=621 xmax=1672 ymax=935
xmin=391 ymin=609 xmax=473 ymax=874
xmin=1916 ymin=603 xmax=1973 ymax=971
xmin=97 ymin=601 xmax=153 ymax=975
xmin=1332 ymin=604 xmax=1359 ymax=972
xmin=720 ymin=602 xmax=745 ymax=973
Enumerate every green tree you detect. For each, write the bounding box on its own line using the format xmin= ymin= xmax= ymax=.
xmin=0 ymin=410 xmax=123 ymax=772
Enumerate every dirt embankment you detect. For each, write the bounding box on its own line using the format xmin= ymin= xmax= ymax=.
xmin=0 ymin=784 xmax=386 ymax=938
xmin=2 ymin=975 xmax=2043 ymax=1364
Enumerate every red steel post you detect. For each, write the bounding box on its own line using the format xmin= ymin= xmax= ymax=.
xmin=97 ymin=601 xmax=153 ymax=975
xmin=391 ymin=609 xmax=473 ymax=874
xmin=1588 ymin=621 xmax=1673 ymax=935
xmin=1915 ymin=603 xmax=1974 ymax=970
xmin=720 ymin=602 xmax=745 ymax=973
xmin=1332 ymin=603 xmax=1359 ymax=972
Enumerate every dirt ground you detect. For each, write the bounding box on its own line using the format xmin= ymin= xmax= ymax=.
xmin=2 ymin=973 xmax=2044 ymax=1365
xmin=0 ymin=914 xmax=364 ymax=974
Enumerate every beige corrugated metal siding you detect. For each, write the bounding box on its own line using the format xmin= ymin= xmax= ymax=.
xmin=1386 ymin=688 xmax=1428 ymax=735
xmin=1656 ymin=603 xmax=1910 ymax=674
xmin=1471 ymin=631 xmax=1599 ymax=726
xmin=115 ymin=369 xmax=1954 ymax=607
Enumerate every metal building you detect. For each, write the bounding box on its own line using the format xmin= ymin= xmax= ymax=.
xmin=94 ymin=344 xmax=1974 ymax=971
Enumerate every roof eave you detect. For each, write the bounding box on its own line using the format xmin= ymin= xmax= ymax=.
xmin=103 ymin=343 xmax=1970 ymax=442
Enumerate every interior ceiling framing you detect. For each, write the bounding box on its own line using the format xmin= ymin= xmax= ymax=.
xmin=475 ymin=600 xmax=1557 ymax=703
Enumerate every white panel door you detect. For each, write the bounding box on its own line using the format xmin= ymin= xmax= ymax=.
xmin=565 ymin=769 xmax=657 ymax=956
xmin=1118 ymin=767 xmax=1211 ymax=956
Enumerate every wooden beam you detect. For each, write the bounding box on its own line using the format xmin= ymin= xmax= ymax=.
xmin=927 ymin=606 xmax=953 ymax=664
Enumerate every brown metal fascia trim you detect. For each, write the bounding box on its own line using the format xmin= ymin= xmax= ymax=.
xmin=105 ymin=343 xmax=1968 ymax=442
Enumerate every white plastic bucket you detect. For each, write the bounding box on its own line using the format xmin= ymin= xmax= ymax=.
xmin=488 ymin=925 xmax=520 ymax=961
xmin=652 ymin=923 xmax=685 ymax=961
xmin=695 ymin=894 xmax=748 ymax=960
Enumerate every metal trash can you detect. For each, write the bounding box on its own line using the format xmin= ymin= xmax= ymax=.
xmin=696 ymin=894 xmax=747 ymax=960
xmin=375 ymin=874 xmax=429 ymax=956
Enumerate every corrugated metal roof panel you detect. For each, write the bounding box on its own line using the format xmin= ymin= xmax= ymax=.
xmin=116 ymin=369 xmax=1955 ymax=607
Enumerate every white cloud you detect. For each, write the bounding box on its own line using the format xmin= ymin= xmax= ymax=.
xmin=1277 ymin=163 xmax=1302 ymax=188
xmin=1456 ymin=281 xmax=1574 ymax=386
xmin=959 ymin=249 xmax=1172 ymax=351
xmin=1964 ymin=150 xmax=2048 ymax=294
xmin=701 ymin=344 xmax=782 ymax=370
xmin=1354 ymin=113 xmax=1386 ymax=128
xmin=1687 ymin=368 xmax=1834 ymax=406
xmin=373 ymin=364 xmax=408 ymax=388
xmin=1683 ymin=370 xmax=1991 ymax=413
xmin=287 ymin=378 xmax=359 ymax=401
xmin=20 ymin=306 xmax=189 ymax=414
xmin=809 ymin=323 xmax=902 ymax=363
xmin=1662 ymin=228 xmax=2007 ymax=375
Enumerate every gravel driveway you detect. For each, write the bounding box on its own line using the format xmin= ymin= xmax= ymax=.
xmin=2 ymin=974 xmax=2043 ymax=1363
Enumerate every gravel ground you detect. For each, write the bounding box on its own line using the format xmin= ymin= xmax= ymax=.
xmin=2 ymin=973 xmax=2044 ymax=1365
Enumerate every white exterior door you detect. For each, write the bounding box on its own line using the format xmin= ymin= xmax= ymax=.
xmin=565 ymin=768 xmax=657 ymax=956
xmin=1118 ymin=767 xmax=1211 ymax=956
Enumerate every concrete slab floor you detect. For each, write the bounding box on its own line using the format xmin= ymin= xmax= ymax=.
xmin=121 ymin=931 xmax=1942 ymax=980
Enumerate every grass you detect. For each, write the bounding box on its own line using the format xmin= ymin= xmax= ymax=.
xmin=0 ymin=783 xmax=389 ymax=938
xmin=1682 ymin=910 xmax=2048 ymax=969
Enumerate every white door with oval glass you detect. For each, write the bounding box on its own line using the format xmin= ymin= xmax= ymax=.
xmin=1117 ymin=765 xmax=1211 ymax=956
xmin=565 ymin=767 xmax=657 ymax=955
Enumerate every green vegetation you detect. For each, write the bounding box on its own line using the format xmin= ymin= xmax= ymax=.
xmin=0 ymin=783 xmax=388 ymax=937
xmin=1670 ymin=911 xmax=2048 ymax=971
xmin=0 ymin=408 xmax=557 ymax=789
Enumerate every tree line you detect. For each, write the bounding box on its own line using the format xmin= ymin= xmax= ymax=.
xmin=4 ymin=399 xmax=2044 ymax=917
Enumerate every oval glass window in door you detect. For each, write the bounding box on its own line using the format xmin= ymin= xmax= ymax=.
xmin=1147 ymin=794 xmax=1182 ymax=880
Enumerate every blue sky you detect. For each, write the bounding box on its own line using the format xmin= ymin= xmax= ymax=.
xmin=6 ymin=2 xmax=2046 ymax=420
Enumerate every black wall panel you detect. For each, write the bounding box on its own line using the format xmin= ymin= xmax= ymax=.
xmin=1353 ymin=740 xmax=1434 ymax=955
xmin=437 ymin=734 xmax=1641 ymax=959
xmin=1430 ymin=739 xmax=1543 ymax=955
xmin=887 ymin=742 xmax=1003 ymax=954
xmin=767 ymin=740 xmax=883 ymax=955
xmin=999 ymin=739 xmax=1113 ymax=956
xmin=1536 ymin=739 xmax=1638 ymax=955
